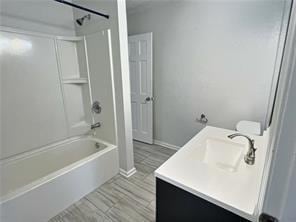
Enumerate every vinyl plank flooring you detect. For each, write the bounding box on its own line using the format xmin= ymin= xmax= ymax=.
xmin=134 ymin=141 xmax=176 ymax=157
xmin=144 ymin=173 xmax=156 ymax=188
xmin=134 ymin=151 xmax=148 ymax=163
xmin=112 ymin=176 xmax=155 ymax=207
xmin=127 ymin=170 xmax=148 ymax=181
xmin=149 ymin=144 xmax=176 ymax=156
xmin=96 ymin=187 xmax=122 ymax=207
xmin=135 ymin=162 xmax=156 ymax=175
xmin=85 ymin=190 xmax=117 ymax=213
xmin=49 ymin=141 xmax=176 ymax=222
xmin=148 ymin=151 xmax=172 ymax=162
xmin=107 ymin=196 xmax=154 ymax=222
xmin=147 ymin=200 xmax=156 ymax=212
xmin=75 ymin=199 xmax=112 ymax=222
xmin=49 ymin=215 xmax=65 ymax=222
xmin=141 ymin=156 xmax=166 ymax=169
xmin=50 ymin=199 xmax=112 ymax=222
xmin=98 ymin=181 xmax=126 ymax=202
xmin=124 ymin=173 xmax=156 ymax=194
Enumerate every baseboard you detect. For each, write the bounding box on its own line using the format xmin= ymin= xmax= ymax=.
xmin=154 ymin=139 xmax=180 ymax=150
xmin=119 ymin=167 xmax=137 ymax=178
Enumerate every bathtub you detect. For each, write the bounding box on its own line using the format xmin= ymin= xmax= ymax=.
xmin=0 ymin=137 xmax=119 ymax=222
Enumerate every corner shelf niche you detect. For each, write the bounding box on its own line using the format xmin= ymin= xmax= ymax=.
xmin=62 ymin=77 xmax=88 ymax=84
xmin=56 ymin=36 xmax=84 ymax=42
xmin=56 ymin=37 xmax=92 ymax=136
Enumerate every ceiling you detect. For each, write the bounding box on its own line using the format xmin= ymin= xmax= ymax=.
xmin=0 ymin=0 xmax=75 ymax=30
xmin=126 ymin=0 xmax=152 ymax=11
xmin=126 ymin=0 xmax=173 ymax=14
xmin=0 ymin=0 xmax=166 ymax=26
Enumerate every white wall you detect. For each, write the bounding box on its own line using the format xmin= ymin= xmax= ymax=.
xmin=73 ymin=0 xmax=134 ymax=173
xmin=261 ymin=2 xmax=296 ymax=221
xmin=0 ymin=0 xmax=75 ymax=36
xmin=127 ymin=1 xmax=288 ymax=147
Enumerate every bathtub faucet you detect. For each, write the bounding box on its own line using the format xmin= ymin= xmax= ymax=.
xmin=91 ymin=122 xmax=101 ymax=130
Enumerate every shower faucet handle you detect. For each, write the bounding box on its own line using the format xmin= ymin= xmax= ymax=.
xmin=92 ymin=101 xmax=102 ymax=114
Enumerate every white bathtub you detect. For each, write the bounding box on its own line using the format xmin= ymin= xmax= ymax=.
xmin=0 ymin=137 xmax=119 ymax=222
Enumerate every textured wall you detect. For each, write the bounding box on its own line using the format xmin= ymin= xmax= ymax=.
xmin=128 ymin=1 xmax=288 ymax=147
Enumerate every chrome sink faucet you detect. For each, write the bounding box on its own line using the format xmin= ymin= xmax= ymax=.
xmin=228 ymin=133 xmax=257 ymax=165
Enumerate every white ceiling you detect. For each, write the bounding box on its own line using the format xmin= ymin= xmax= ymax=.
xmin=126 ymin=0 xmax=152 ymax=11
xmin=126 ymin=0 xmax=173 ymax=14
xmin=0 ymin=0 xmax=75 ymax=30
xmin=0 ymin=0 xmax=166 ymax=25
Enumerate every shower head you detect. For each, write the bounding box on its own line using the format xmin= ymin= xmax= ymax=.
xmin=76 ymin=18 xmax=83 ymax=26
xmin=76 ymin=14 xmax=91 ymax=26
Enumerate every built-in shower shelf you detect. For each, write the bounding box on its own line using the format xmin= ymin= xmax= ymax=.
xmin=62 ymin=78 xmax=88 ymax=84
xmin=56 ymin=36 xmax=84 ymax=42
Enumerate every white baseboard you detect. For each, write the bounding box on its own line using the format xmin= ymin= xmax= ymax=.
xmin=153 ymin=139 xmax=180 ymax=150
xmin=119 ymin=167 xmax=137 ymax=178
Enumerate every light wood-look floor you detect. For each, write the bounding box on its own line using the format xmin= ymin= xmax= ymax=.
xmin=49 ymin=141 xmax=176 ymax=222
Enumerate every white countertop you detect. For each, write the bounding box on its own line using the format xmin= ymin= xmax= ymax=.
xmin=155 ymin=126 xmax=268 ymax=221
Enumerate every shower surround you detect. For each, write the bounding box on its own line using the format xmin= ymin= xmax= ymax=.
xmin=0 ymin=26 xmax=118 ymax=222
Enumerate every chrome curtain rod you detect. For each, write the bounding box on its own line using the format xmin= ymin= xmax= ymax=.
xmin=53 ymin=0 xmax=109 ymax=19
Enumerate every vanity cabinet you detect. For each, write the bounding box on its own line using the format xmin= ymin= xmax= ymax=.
xmin=156 ymin=178 xmax=250 ymax=222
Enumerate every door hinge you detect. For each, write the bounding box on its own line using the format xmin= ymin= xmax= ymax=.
xmin=259 ymin=213 xmax=279 ymax=222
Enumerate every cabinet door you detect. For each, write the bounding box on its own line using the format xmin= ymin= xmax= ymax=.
xmin=156 ymin=178 xmax=250 ymax=222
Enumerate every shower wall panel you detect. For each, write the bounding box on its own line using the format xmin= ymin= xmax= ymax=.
xmin=0 ymin=31 xmax=68 ymax=159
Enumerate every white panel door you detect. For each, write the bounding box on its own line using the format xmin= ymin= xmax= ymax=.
xmin=128 ymin=33 xmax=153 ymax=144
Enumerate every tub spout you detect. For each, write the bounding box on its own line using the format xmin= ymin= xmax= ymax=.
xmin=91 ymin=122 xmax=101 ymax=130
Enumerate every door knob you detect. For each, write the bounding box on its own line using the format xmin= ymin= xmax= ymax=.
xmin=145 ymin=97 xmax=154 ymax=102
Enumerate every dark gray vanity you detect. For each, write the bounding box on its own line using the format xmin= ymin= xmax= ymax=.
xmin=156 ymin=178 xmax=250 ymax=222
xmin=155 ymin=126 xmax=268 ymax=222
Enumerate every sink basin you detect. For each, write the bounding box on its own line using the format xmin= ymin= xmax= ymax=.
xmin=201 ymin=138 xmax=245 ymax=172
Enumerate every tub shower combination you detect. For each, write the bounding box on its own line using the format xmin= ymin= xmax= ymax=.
xmin=0 ymin=137 xmax=119 ymax=222
xmin=0 ymin=26 xmax=119 ymax=222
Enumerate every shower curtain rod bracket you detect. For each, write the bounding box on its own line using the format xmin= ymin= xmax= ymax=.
xmin=53 ymin=0 xmax=109 ymax=19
